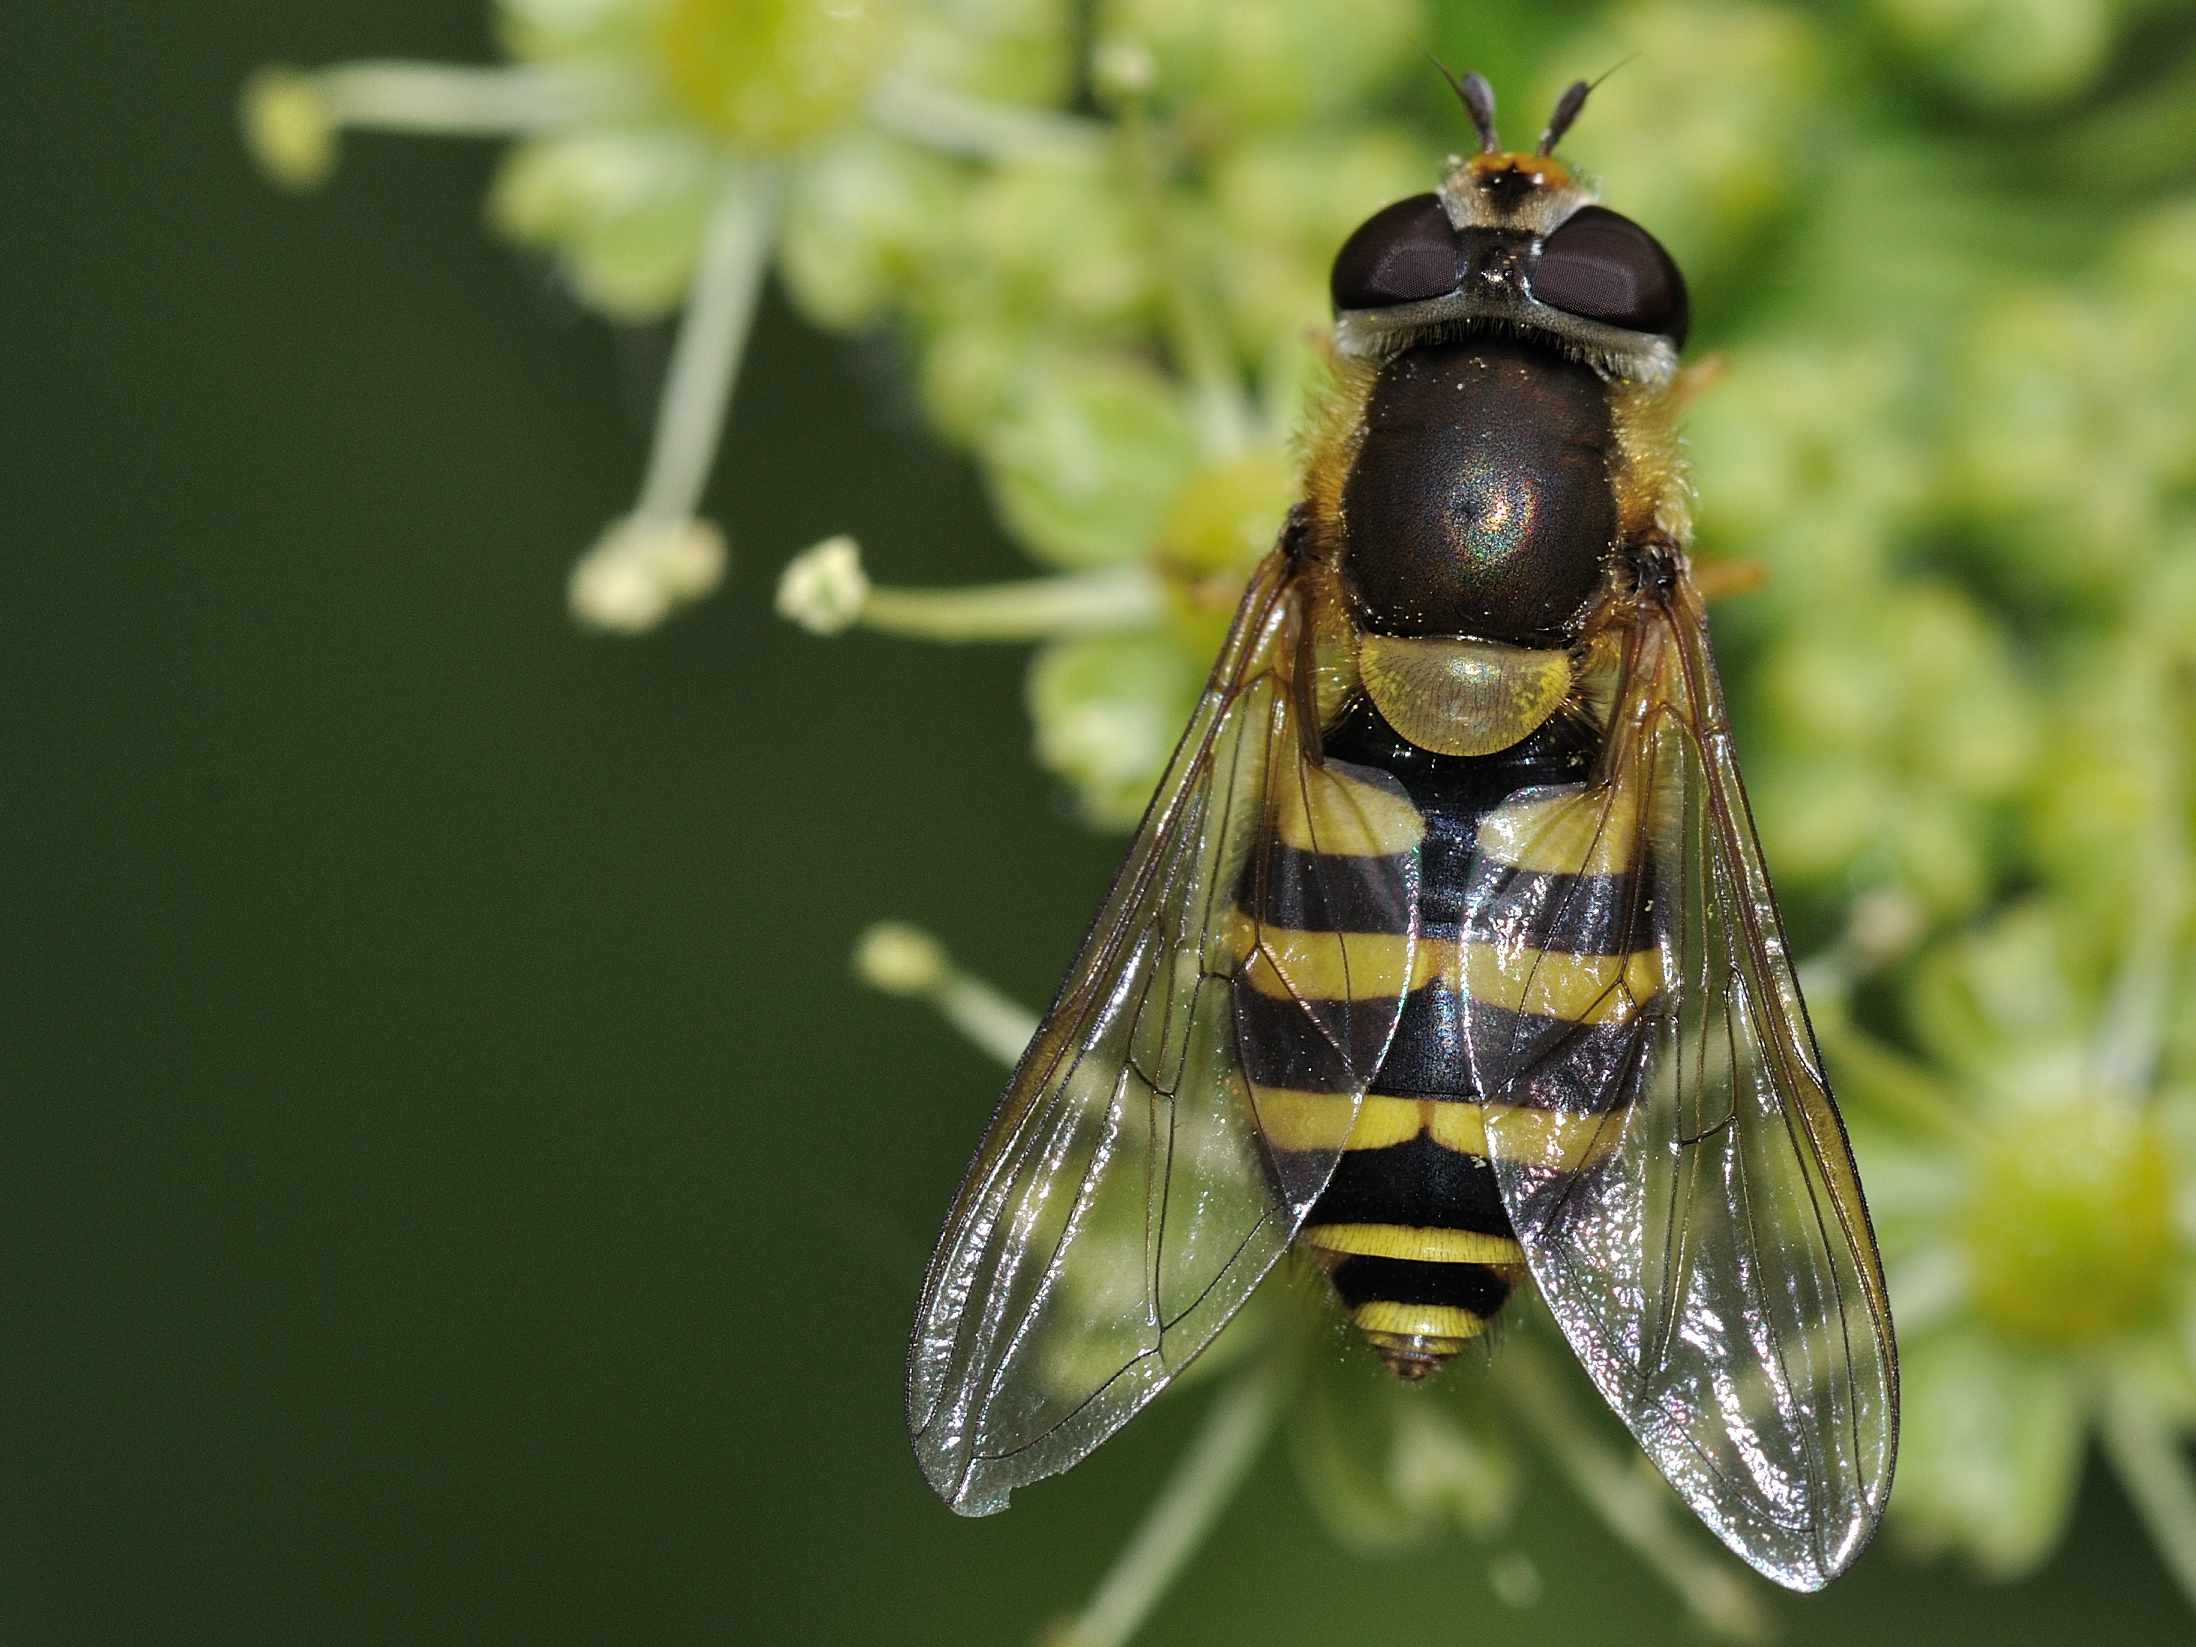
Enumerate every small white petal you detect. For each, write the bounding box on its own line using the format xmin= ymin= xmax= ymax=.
xmin=240 ymin=67 xmax=337 ymax=191
xmin=652 ymin=520 xmax=731 ymax=598
xmin=775 ymin=534 xmax=870 ymax=635
xmin=1488 ymin=1552 xmax=1543 ymax=1611
xmin=568 ymin=555 xmax=670 ymax=634
xmin=1090 ymin=39 xmax=1157 ymax=100
xmin=853 ymin=921 xmax=947 ymax=995
xmin=567 ymin=516 xmax=727 ymax=634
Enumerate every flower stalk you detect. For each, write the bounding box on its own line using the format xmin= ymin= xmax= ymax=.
xmin=2093 ymin=727 xmax=2188 ymax=1101
xmin=1051 ymin=1356 xmax=1292 ymax=1647
xmin=1493 ymin=1334 xmax=1772 ymax=1642
xmin=634 ymin=173 xmax=780 ymax=526
xmin=867 ymin=77 xmax=1105 ymax=160
xmin=781 ymin=539 xmax=1163 ymax=642
xmin=2100 ymin=1373 xmax=2196 ymax=1614
xmin=853 ymin=922 xmax=1037 ymax=1069
xmin=314 ymin=59 xmax=638 ymax=135
xmin=567 ymin=170 xmax=778 ymax=632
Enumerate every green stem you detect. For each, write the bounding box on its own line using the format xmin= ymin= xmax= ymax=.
xmin=1840 ymin=1038 xmax=1979 ymax=1143
xmin=1882 ymin=1248 xmax=1966 ymax=1339
xmin=319 ymin=60 xmax=641 ymax=135
xmin=2093 ymin=689 xmax=2188 ymax=1101
xmin=1494 ymin=1334 xmax=1772 ymax=1643
xmin=867 ymin=77 xmax=1105 ymax=158
xmin=929 ymin=969 xmax=1039 ymax=1069
xmin=1800 ymin=966 xmax=1993 ymax=1150
xmin=862 ymin=568 xmax=1163 ymax=642
xmin=2050 ymin=53 xmax=2196 ymax=195
xmin=1055 ymin=1361 xmax=1288 ymax=1647
xmin=632 ymin=173 xmax=780 ymax=524
xmin=2100 ymin=1372 xmax=2196 ymax=1615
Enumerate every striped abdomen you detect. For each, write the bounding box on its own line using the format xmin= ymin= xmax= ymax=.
xmin=1300 ymin=1095 xmax=1524 ymax=1378
xmin=1238 ymin=701 xmax=1619 ymax=1378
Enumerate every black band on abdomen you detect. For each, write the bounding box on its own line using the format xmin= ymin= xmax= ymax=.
xmin=1311 ymin=1131 xmax=1512 ymax=1236
xmin=1245 ymin=843 xmax=1417 ymax=935
xmin=1328 ymin=1253 xmax=1514 ymax=1315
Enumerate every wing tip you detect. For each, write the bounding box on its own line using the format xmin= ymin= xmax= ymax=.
xmin=911 ymin=1422 xmax=1017 ymax=1519
xmin=946 ymin=1481 xmax=1011 ymax=1518
xmin=1746 ymin=1539 xmax=1865 ymax=1594
xmin=916 ymin=1452 xmax=1014 ymax=1518
xmin=1718 ymin=1499 xmax=1888 ymax=1594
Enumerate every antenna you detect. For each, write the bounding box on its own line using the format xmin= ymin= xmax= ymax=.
xmin=1537 ymin=57 xmax=1636 ymax=155
xmin=1536 ymin=79 xmax=1591 ymax=155
xmin=1435 ymin=61 xmax=1499 ymax=152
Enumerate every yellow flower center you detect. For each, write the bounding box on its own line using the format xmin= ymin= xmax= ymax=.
xmin=1154 ymin=450 xmax=1294 ymax=658
xmin=1963 ymin=1101 xmax=2177 ymax=1345
xmin=1155 ymin=450 xmax=1295 ymax=577
xmin=651 ymin=0 xmax=895 ymax=150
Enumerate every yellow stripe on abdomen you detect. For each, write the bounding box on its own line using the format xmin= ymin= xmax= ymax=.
xmin=1460 ymin=940 xmax=1663 ymax=1023
xmin=1350 ymin=1301 xmax=1493 ymax=1341
xmin=1299 ymin=1223 xmax=1522 ymax=1264
xmin=1272 ymin=763 xmax=1425 ymax=857
xmin=1255 ymin=1087 xmax=1421 ymax=1153
xmin=1472 ymin=788 xmax=1636 ymax=876
xmin=1233 ymin=920 xmax=1660 ymax=1028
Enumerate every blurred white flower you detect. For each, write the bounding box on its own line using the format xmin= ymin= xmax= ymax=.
xmin=567 ymin=515 xmax=727 ymax=633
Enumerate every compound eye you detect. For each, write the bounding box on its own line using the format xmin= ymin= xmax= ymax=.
xmin=1531 ymin=206 xmax=1690 ymax=345
xmin=1330 ymin=194 xmax=1465 ymax=311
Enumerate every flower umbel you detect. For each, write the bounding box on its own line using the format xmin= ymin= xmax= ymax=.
xmin=241 ymin=0 xmax=1097 ymax=630
xmin=1819 ymin=721 xmax=2196 ymax=1595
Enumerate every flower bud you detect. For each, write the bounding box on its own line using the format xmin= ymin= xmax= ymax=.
xmin=240 ymin=67 xmax=338 ymax=192
xmin=567 ymin=516 xmax=728 ymax=633
xmin=775 ymin=535 xmax=870 ymax=635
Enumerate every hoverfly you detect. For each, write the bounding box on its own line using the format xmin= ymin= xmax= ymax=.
xmin=908 ymin=73 xmax=1897 ymax=1592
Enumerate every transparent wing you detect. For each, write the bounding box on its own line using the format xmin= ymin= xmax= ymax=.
xmin=909 ymin=545 xmax=1424 ymax=1515
xmin=1458 ymin=562 xmax=1898 ymax=1590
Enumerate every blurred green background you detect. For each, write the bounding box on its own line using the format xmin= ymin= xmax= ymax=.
xmin=10 ymin=4 xmax=2194 ymax=1644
